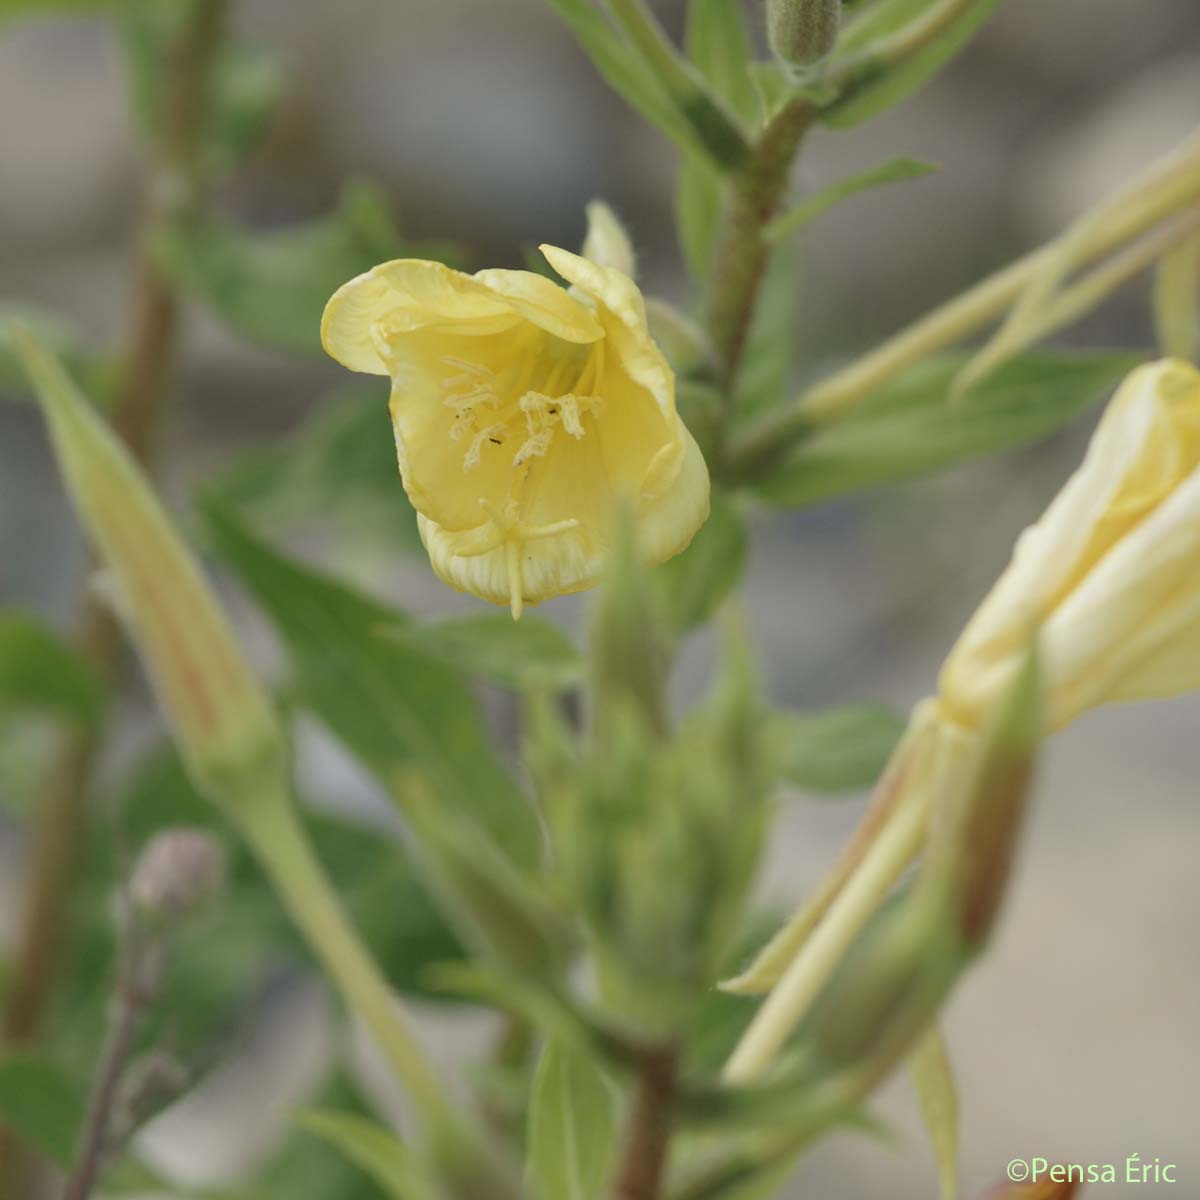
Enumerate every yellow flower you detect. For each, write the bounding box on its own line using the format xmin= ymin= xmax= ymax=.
xmin=321 ymin=241 xmax=710 ymax=617
xmin=940 ymin=358 xmax=1200 ymax=731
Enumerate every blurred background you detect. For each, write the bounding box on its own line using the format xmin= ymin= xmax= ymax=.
xmin=2 ymin=0 xmax=1200 ymax=1196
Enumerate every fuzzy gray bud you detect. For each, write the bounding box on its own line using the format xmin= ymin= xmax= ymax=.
xmin=129 ymin=828 xmax=226 ymax=921
xmin=768 ymin=0 xmax=842 ymax=67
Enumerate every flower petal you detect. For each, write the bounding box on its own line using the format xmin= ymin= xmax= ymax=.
xmin=322 ymin=260 xmax=521 ymax=375
xmin=472 ymin=268 xmax=604 ymax=344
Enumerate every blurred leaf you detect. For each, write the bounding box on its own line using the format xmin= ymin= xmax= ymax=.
xmin=838 ymin=0 xmax=933 ymax=51
xmin=676 ymin=152 xmax=725 ymax=285
xmin=541 ymin=0 xmax=704 ymax=158
xmin=657 ymin=494 xmax=747 ymax=631
xmin=755 ymin=351 xmax=1141 ymax=508
xmin=734 ymin=240 xmax=799 ymax=416
xmin=686 ymin=0 xmax=759 ymax=125
xmin=772 ymin=703 xmax=905 ymax=793
xmin=155 ymin=182 xmax=441 ymax=357
xmin=0 ymin=0 xmax=113 ymax=21
xmin=0 ymin=612 xmax=104 ymax=724
xmin=201 ymin=500 xmax=542 ymax=867
xmin=212 ymin=384 xmax=421 ymax=552
xmin=120 ymin=4 xmax=282 ymax=168
xmin=765 ymin=157 xmax=939 ymax=242
xmin=209 ymin=41 xmax=285 ymax=167
xmin=384 ymin=614 xmax=583 ymax=691
xmin=0 ymin=307 xmax=112 ymax=403
xmin=527 ymin=1039 xmax=618 ymax=1200
xmin=296 ymin=1110 xmax=436 ymax=1200
xmin=0 ymin=1055 xmax=84 ymax=1167
xmin=824 ymin=0 xmax=1003 ymax=129
xmin=911 ymin=1025 xmax=959 ymax=1200
xmin=1154 ymin=231 xmax=1200 ymax=360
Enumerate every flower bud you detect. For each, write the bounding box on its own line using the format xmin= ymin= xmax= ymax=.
xmin=581 ymin=200 xmax=636 ymax=279
xmin=768 ymin=0 xmax=842 ymax=68
xmin=14 ymin=329 xmax=286 ymax=811
xmin=940 ymin=360 xmax=1200 ymax=732
xmin=927 ymin=642 xmax=1040 ymax=950
xmin=129 ymin=828 xmax=227 ymax=922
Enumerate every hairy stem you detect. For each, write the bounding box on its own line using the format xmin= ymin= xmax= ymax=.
xmin=707 ymin=97 xmax=814 ymax=434
xmin=0 ymin=1 xmax=230 ymax=1190
xmin=614 ymin=1043 xmax=680 ymax=1200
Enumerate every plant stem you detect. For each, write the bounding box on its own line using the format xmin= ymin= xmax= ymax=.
xmin=0 ymin=2 xmax=229 ymax=1191
xmin=707 ymin=97 xmax=815 ymax=414
xmin=238 ymin=797 xmax=452 ymax=1128
xmin=614 ymin=1043 xmax=680 ymax=1200
xmin=727 ymin=124 xmax=1200 ymax=470
xmin=60 ymin=939 xmax=155 ymax=1200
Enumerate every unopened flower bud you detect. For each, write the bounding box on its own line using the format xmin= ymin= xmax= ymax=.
xmin=14 ymin=330 xmax=286 ymax=812
xmin=129 ymin=829 xmax=226 ymax=921
xmin=768 ymin=0 xmax=842 ymax=68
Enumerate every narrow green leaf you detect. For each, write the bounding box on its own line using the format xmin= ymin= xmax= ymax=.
xmin=676 ymin=151 xmax=725 ymax=285
xmin=824 ymin=0 xmax=1003 ymax=129
xmin=755 ymin=351 xmax=1141 ymax=508
xmin=0 ymin=613 xmax=104 ymax=725
xmin=384 ymin=614 xmax=583 ymax=691
xmin=541 ymin=0 xmax=705 ymax=157
xmin=528 ymin=1040 xmax=618 ymax=1200
xmin=201 ymin=499 xmax=542 ymax=867
xmin=910 ymin=1025 xmax=959 ymax=1200
xmin=686 ymin=0 xmax=759 ymax=124
xmin=297 ymin=1110 xmax=437 ymax=1200
xmin=657 ymin=493 xmax=747 ymax=631
xmin=734 ymin=239 xmax=800 ymax=417
xmin=772 ymin=703 xmax=905 ymax=792
xmin=838 ymin=0 xmax=932 ymax=52
xmin=155 ymin=182 xmax=447 ymax=357
xmin=0 ymin=1055 xmax=85 ymax=1167
xmin=765 ymin=156 xmax=939 ymax=242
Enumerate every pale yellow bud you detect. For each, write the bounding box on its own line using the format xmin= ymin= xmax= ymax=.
xmin=15 ymin=330 xmax=284 ymax=805
xmin=940 ymin=360 xmax=1200 ymax=732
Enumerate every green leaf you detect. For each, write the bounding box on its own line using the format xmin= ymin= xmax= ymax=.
xmin=676 ymin=151 xmax=725 ymax=285
xmin=0 ymin=0 xmax=113 ymax=22
xmin=0 ymin=307 xmax=112 ymax=404
xmin=296 ymin=1110 xmax=437 ymax=1200
xmin=657 ymin=493 xmax=747 ymax=631
xmin=212 ymin=384 xmax=421 ymax=552
xmin=824 ymin=0 xmax=1004 ymax=129
xmin=384 ymin=614 xmax=582 ymax=691
xmin=0 ymin=613 xmax=104 ymax=724
xmin=772 ymin=703 xmax=905 ymax=792
xmin=527 ymin=1040 xmax=618 ymax=1200
xmin=755 ymin=351 xmax=1141 ymax=508
xmin=686 ymin=0 xmax=759 ymax=125
xmin=541 ymin=0 xmax=705 ymax=158
xmin=765 ymin=156 xmax=939 ymax=242
xmin=156 ymin=182 xmax=447 ymax=357
xmin=734 ymin=239 xmax=800 ymax=417
xmin=0 ymin=1055 xmax=85 ymax=1167
xmin=911 ymin=1026 xmax=959 ymax=1200
xmin=120 ymin=4 xmax=282 ymax=167
xmin=201 ymin=500 xmax=542 ymax=868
